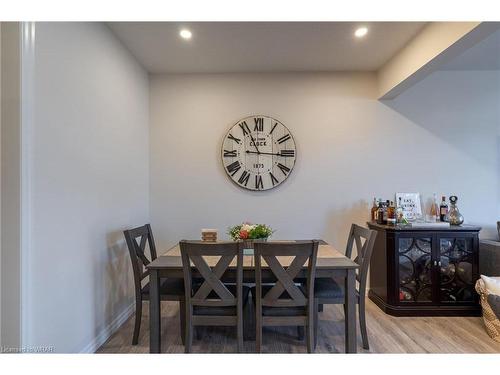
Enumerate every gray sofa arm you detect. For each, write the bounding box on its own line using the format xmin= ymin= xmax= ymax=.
xmin=480 ymin=240 xmax=500 ymax=277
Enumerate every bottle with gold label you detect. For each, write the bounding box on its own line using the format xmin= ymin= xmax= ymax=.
xmin=387 ymin=201 xmax=396 ymax=225
xmin=377 ymin=201 xmax=385 ymax=224
xmin=371 ymin=197 xmax=378 ymax=222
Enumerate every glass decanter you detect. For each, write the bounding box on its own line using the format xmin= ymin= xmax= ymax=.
xmin=447 ymin=195 xmax=464 ymax=225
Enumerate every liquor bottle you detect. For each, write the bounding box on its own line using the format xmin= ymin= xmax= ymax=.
xmin=429 ymin=193 xmax=439 ymax=222
xmin=383 ymin=200 xmax=389 ymax=224
xmin=439 ymin=196 xmax=448 ymax=222
xmin=387 ymin=201 xmax=396 ymax=225
xmin=376 ymin=201 xmax=385 ymax=225
xmin=396 ymin=197 xmax=405 ymax=224
xmin=371 ymin=198 xmax=378 ymax=222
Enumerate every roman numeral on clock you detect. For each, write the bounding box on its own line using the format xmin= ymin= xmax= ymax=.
xmin=269 ymin=172 xmax=279 ymax=186
xmin=238 ymin=170 xmax=250 ymax=186
xmin=280 ymin=150 xmax=295 ymax=157
xmin=226 ymin=161 xmax=241 ymax=176
xmin=223 ymin=149 xmax=237 ymax=157
xmin=227 ymin=133 xmax=241 ymax=144
xmin=254 ymin=117 xmax=264 ymax=132
xmin=277 ymin=163 xmax=290 ymax=176
xmin=277 ymin=134 xmax=291 ymax=144
xmin=255 ymin=174 xmax=263 ymax=190
xmin=239 ymin=121 xmax=251 ymax=136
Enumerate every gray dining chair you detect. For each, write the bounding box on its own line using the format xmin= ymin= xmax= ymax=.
xmin=179 ymin=240 xmax=250 ymax=353
xmin=124 ymin=224 xmax=185 ymax=345
xmin=252 ymin=240 xmax=319 ymax=353
xmin=313 ymin=224 xmax=377 ymax=350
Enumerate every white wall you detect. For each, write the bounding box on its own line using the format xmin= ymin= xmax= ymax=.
xmin=26 ymin=22 xmax=149 ymax=352
xmin=150 ymin=71 xmax=499 ymax=253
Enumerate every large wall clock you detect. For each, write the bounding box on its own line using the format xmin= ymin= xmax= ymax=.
xmin=221 ymin=115 xmax=296 ymax=191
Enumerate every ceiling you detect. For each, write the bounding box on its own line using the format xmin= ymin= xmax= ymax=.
xmin=441 ymin=29 xmax=500 ymax=70
xmin=108 ymin=22 xmax=426 ymax=74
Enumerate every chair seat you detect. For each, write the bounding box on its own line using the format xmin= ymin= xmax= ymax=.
xmin=251 ymin=285 xmax=307 ymax=316
xmin=313 ymin=277 xmax=360 ymax=300
xmin=193 ymin=284 xmax=251 ymax=316
xmin=142 ymin=278 xmax=185 ymax=299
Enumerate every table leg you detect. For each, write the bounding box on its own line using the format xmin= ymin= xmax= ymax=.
xmin=345 ymin=269 xmax=357 ymax=353
xmin=149 ymin=269 xmax=161 ymax=353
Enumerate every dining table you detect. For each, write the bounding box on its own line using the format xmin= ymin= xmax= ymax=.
xmin=146 ymin=240 xmax=359 ymax=353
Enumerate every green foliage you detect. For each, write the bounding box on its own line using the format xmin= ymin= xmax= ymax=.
xmin=228 ymin=225 xmax=243 ymax=241
xmin=249 ymin=224 xmax=273 ymax=239
xmin=227 ymin=223 xmax=274 ymax=241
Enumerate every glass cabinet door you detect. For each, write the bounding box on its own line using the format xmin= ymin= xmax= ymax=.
xmin=398 ymin=237 xmax=433 ymax=303
xmin=439 ymin=237 xmax=475 ymax=303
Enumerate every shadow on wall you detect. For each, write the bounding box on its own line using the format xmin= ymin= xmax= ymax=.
xmin=380 ymin=71 xmax=499 ymax=166
xmin=92 ymin=230 xmax=134 ymax=347
xmin=381 ymin=70 xmax=500 ymax=237
xmin=324 ymin=199 xmax=370 ymax=254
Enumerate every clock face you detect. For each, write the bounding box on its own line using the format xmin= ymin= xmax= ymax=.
xmin=221 ymin=116 xmax=296 ymax=191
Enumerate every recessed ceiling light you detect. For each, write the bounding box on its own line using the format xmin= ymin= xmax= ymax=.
xmin=179 ymin=29 xmax=192 ymax=40
xmin=354 ymin=27 xmax=368 ymax=38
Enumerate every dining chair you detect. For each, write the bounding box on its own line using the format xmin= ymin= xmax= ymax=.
xmin=124 ymin=224 xmax=185 ymax=345
xmin=179 ymin=240 xmax=250 ymax=353
xmin=253 ymin=240 xmax=319 ymax=353
xmin=313 ymin=224 xmax=377 ymax=350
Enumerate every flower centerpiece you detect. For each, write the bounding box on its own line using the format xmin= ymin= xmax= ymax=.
xmin=228 ymin=222 xmax=274 ymax=247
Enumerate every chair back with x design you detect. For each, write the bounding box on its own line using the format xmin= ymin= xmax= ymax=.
xmin=124 ymin=224 xmax=158 ymax=297
xmin=179 ymin=240 xmax=243 ymax=308
xmin=345 ymin=224 xmax=377 ymax=298
xmin=254 ymin=240 xmax=319 ymax=309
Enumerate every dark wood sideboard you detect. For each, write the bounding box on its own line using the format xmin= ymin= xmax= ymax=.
xmin=367 ymin=222 xmax=481 ymax=316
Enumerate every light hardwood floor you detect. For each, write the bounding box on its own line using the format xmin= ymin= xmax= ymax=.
xmin=97 ymin=298 xmax=500 ymax=353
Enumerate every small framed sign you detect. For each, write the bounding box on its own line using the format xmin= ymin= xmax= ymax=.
xmin=396 ymin=192 xmax=422 ymax=221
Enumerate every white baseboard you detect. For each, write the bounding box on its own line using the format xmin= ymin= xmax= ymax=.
xmin=79 ymin=302 xmax=135 ymax=353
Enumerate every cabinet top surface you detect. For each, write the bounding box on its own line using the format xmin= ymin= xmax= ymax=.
xmin=367 ymin=221 xmax=481 ymax=232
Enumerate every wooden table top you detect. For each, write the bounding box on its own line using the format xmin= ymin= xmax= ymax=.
xmin=147 ymin=241 xmax=359 ymax=270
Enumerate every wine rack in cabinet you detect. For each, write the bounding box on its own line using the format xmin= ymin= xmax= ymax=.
xmin=367 ymin=222 xmax=481 ymax=316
